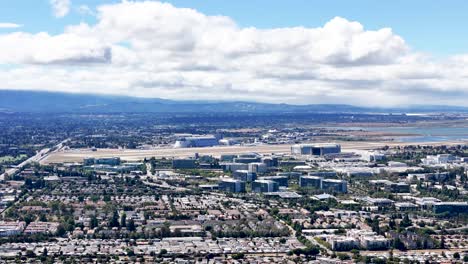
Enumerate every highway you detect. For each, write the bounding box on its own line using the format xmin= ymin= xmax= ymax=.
xmin=0 ymin=139 xmax=69 ymax=181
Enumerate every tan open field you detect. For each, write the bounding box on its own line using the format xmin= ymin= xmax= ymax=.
xmin=41 ymin=140 xmax=468 ymax=164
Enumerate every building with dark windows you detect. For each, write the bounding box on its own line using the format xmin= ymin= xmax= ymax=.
xmin=172 ymin=159 xmax=197 ymax=169
xmin=232 ymin=170 xmax=257 ymax=182
xmin=218 ymin=178 xmax=246 ymax=193
xmin=321 ymin=179 xmax=347 ymax=193
xmin=259 ymin=176 xmax=288 ymax=187
xmin=299 ymin=176 xmax=322 ymax=188
xmin=252 ymin=180 xmax=279 ymax=193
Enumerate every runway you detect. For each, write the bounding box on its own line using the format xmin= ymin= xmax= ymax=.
xmin=40 ymin=140 xmax=468 ymax=164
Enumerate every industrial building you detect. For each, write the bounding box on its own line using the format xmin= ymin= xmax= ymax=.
xmin=252 ymin=180 xmax=279 ymax=193
xmin=174 ymin=135 xmax=219 ymax=148
xmin=291 ymin=143 xmax=341 ymax=156
xmin=233 ymin=153 xmax=262 ymax=164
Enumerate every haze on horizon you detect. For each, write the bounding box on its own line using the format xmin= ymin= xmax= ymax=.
xmin=1 ymin=0 xmax=468 ymax=107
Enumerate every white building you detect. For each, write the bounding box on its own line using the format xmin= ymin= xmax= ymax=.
xmin=174 ymin=135 xmax=219 ymax=148
xmin=0 ymin=221 xmax=26 ymax=237
xmin=291 ymin=143 xmax=341 ymax=156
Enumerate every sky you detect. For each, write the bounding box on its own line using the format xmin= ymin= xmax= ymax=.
xmin=1 ymin=0 xmax=468 ymax=106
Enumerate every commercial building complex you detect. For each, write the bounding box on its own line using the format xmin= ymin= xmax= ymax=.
xmin=252 ymin=180 xmax=279 ymax=193
xmin=218 ymin=178 xmax=246 ymax=193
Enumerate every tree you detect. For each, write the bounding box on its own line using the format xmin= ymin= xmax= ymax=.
xmin=400 ymin=214 xmax=412 ymax=228
xmin=371 ymin=217 xmax=380 ymax=234
xmin=127 ymin=219 xmax=136 ymax=232
xmin=56 ymin=224 xmax=66 ymax=237
xmin=393 ymin=238 xmax=406 ymax=251
xmin=39 ymin=214 xmax=47 ymax=222
xmin=90 ymin=215 xmax=99 ymax=229
xmin=159 ymin=249 xmax=167 ymax=257
xmin=440 ymin=237 xmax=445 ymax=249
xmin=109 ymin=211 xmax=120 ymax=228
xmin=337 ymin=253 xmax=350 ymax=260
xmin=389 ymin=218 xmax=396 ymax=230
xmin=232 ymin=253 xmax=245 ymax=260
xmin=453 ymin=252 xmax=460 ymax=259
xmin=120 ymin=213 xmax=127 ymax=228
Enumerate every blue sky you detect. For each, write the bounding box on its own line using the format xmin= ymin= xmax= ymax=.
xmin=2 ymin=0 xmax=467 ymax=56
xmin=0 ymin=0 xmax=468 ymax=106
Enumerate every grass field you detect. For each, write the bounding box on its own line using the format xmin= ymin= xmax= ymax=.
xmin=0 ymin=154 xmax=28 ymax=163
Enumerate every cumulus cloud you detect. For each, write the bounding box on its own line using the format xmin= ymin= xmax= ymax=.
xmin=50 ymin=0 xmax=71 ymax=18
xmin=0 ymin=32 xmax=111 ymax=64
xmin=0 ymin=23 xmax=22 ymax=29
xmin=0 ymin=1 xmax=466 ymax=106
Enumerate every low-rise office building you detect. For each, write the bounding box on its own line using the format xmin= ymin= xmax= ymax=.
xmin=232 ymin=170 xmax=257 ymax=182
xmin=252 ymin=180 xmax=279 ymax=193
xmin=218 ymin=178 xmax=246 ymax=193
xmin=259 ymin=176 xmax=288 ymax=187
xmin=172 ymin=159 xmax=197 ymax=169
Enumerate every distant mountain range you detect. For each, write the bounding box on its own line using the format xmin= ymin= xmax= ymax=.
xmin=0 ymin=90 xmax=467 ymax=114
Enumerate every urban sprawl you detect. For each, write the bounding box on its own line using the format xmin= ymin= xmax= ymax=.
xmin=0 ymin=113 xmax=467 ymax=263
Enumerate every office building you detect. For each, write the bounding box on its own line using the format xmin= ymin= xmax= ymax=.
xmin=433 ymin=202 xmax=468 ymax=214
xmin=218 ymin=178 xmax=246 ymax=193
xmin=259 ymin=176 xmax=288 ymax=187
xmin=252 ymin=180 xmax=279 ymax=193
xmin=299 ymin=176 xmax=322 ymax=189
xmin=321 ymin=179 xmax=347 ymax=193
xmin=308 ymin=171 xmax=337 ymax=178
xmin=221 ymin=162 xmax=248 ymax=172
xmin=262 ymin=157 xmax=278 ymax=167
xmin=248 ymin=162 xmax=267 ymax=174
xmin=172 ymin=159 xmax=197 ymax=169
xmin=232 ymin=170 xmax=257 ymax=182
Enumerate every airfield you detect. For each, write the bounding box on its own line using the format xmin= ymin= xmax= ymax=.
xmin=41 ymin=140 xmax=468 ymax=164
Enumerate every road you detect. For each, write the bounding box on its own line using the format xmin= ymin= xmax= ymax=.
xmin=0 ymin=139 xmax=69 ymax=181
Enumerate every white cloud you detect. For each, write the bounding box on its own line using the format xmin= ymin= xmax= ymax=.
xmin=0 ymin=23 xmax=22 ymax=29
xmin=77 ymin=5 xmax=94 ymax=16
xmin=0 ymin=1 xmax=466 ymax=106
xmin=0 ymin=32 xmax=111 ymax=64
xmin=50 ymin=0 xmax=71 ymax=18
